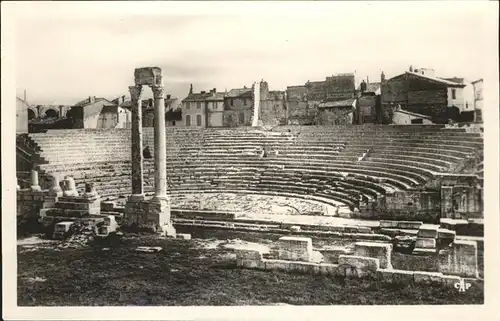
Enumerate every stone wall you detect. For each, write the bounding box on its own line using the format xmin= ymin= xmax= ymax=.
xmin=380 ymin=190 xmax=441 ymax=223
xmin=259 ymin=98 xmax=286 ymax=126
xmin=223 ymin=110 xmax=253 ymax=127
xmin=17 ymin=189 xmax=46 ymax=218
xmin=317 ymin=107 xmax=354 ymax=125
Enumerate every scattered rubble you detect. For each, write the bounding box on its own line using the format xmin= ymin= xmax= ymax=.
xmin=135 ymin=246 xmax=163 ymax=253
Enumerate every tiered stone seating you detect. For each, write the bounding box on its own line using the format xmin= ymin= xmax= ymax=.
xmin=19 ymin=125 xmax=483 ymax=211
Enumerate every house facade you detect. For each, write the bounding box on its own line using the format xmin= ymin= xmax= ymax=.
xmin=223 ymin=87 xmax=254 ymax=127
xmin=181 ymin=85 xmax=225 ymax=128
xmin=68 ymin=96 xmax=124 ymax=129
xmin=381 ymin=68 xmax=470 ymax=123
xmin=356 ymin=80 xmax=381 ymax=124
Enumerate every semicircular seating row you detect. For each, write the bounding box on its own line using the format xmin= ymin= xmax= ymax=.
xmin=24 ymin=125 xmax=483 ymax=210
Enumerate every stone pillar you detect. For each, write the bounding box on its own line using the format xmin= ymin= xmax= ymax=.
xmin=63 ymin=176 xmax=79 ymax=197
xmin=30 ymin=170 xmax=41 ymax=191
xmin=49 ymin=174 xmax=63 ymax=193
xmin=151 ymin=85 xmax=168 ymax=201
xmin=129 ymin=85 xmax=144 ymax=200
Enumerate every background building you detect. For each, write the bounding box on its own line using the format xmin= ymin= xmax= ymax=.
xmin=181 ymin=85 xmax=225 ymax=127
xmin=381 ymin=67 xmax=472 ymax=124
xmin=223 ymin=86 xmax=254 ymax=127
xmin=356 ymin=79 xmax=381 ymax=124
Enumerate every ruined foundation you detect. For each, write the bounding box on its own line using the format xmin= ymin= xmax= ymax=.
xmin=235 ymin=238 xmax=482 ymax=289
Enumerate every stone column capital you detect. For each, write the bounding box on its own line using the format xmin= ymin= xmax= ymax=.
xmin=151 ymin=85 xmax=165 ymax=100
xmin=129 ymin=85 xmax=143 ymax=103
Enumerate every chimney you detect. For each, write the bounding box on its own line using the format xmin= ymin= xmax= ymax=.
xmin=201 ymin=91 xmax=206 ymax=94
xmin=360 ymin=80 xmax=367 ymax=93
xmin=59 ymin=105 xmax=64 ymax=117
xmin=213 ymin=88 xmax=216 ymax=93
xmin=189 ymin=84 xmax=193 ymax=95
xmin=366 ymin=76 xmax=369 ymax=84
xmin=381 ymin=71 xmax=386 ymax=83
xmin=409 ymin=65 xmax=413 ymax=72
xmin=89 ymin=96 xmax=95 ymax=103
xmin=24 ymin=89 xmax=27 ymax=103
xmin=122 ymin=95 xmax=125 ymax=104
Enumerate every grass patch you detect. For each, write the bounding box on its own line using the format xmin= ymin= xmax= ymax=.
xmin=18 ymin=230 xmax=483 ymax=306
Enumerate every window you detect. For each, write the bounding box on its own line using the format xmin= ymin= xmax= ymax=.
xmin=243 ymin=98 xmax=247 ymax=106
xmin=196 ymin=114 xmax=202 ymax=126
xmin=411 ymin=118 xmax=423 ymax=124
xmin=172 ymin=121 xmax=176 ymax=126
xmin=451 ymin=89 xmax=456 ymax=100
xmin=185 ymin=115 xmax=191 ymax=126
xmin=197 ymin=102 xmax=202 ymax=109
xmin=230 ymin=99 xmax=234 ymax=106
xmin=186 ymin=102 xmax=190 ymax=110
xmin=239 ymin=112 xmax=245 ymax=124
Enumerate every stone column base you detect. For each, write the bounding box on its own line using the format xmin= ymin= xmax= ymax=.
xmin=124 ymin=197 xmax=175 ymax=236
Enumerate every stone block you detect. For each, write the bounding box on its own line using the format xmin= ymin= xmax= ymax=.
xmin=417 ymin=224 xmax=439 ymax=238
xmin=344 ymin=226 xmax=359 ymax=233
xmin=438 ymin=228 xmax=456 ymax=240
xmin=287 ymin=261 xmax=317 ymax=274
xmin=159 ymin=223 xmax=176 ymax=238
xmin=413 ymin=271 xmax=443 ymax=284
xmin=321 ymin=248 xmax=349 ymax=264
xmin=441 ymin=274 xmax=462 ymax=287
xmin=357 ymin=226 xmax=372 ymax=234
xmin=134 ymin=67 xmax=162 ymax=86
xmin=236 ymin=249 xmax=263 ymax=261
xmin=412 ymin=248 xmax=437 ymax=255
xmin=264 ymin=259 xmax=289 ymax=271
xmin=338 ymin=255 xmax=380 ymax=277
xmin=380 ymin=220 xmax=398 ymax=228
xmin=319 ymin=263 xmax=339 ymax=276
xmin=176 ymin=233 xmax=191 ymax=240
xmin=415 ymin=237 xmax=436 ymax=249
xmin=438 ymin=240 xmax=479 ymax=278
xmin=397 ymin=221 xmax=423 ymax=229
xmin=391 ymin=269 xmax=415 ymax=285
xmin=277 ymin=236 xmax=313 ymax=262
xmin=354 ymin=241 xmax=393 ymax=269
xmin=376 ymin=269 xmax=395 ymax=283
xmin=289 ymin=225 xmax=301 ymax=232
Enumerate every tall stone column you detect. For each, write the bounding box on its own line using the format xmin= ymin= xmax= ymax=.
xmin=151 ymin=85 xmax=168 ymax=200
xmin=129 ymin=85 xmax=144 ymax=200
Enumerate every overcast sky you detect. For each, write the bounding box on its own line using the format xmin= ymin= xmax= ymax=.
xmin=12 ymin=1 xmax=494 ymax=105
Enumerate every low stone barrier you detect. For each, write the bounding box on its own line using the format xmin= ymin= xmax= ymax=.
xmin=235 ymin=237 xmax=482 ymax=289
